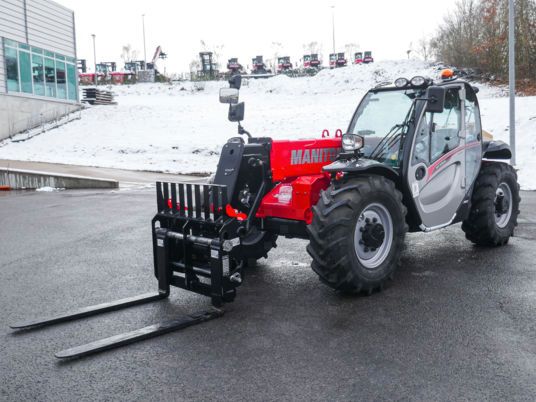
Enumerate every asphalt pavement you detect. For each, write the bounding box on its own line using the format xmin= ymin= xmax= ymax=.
xmin=1 ymin=187 xmax=535 ymax=401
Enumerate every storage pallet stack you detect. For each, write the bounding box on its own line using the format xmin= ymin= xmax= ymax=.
xmin=82 ymin=88 xmax=117 ymax=105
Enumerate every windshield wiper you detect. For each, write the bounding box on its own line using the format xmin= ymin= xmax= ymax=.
xmin=369 ymin=102 xmax=415 ymax=161
xmin=369 ymin=123 xmax=404 ymax=160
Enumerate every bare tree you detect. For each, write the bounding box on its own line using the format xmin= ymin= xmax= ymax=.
xmin=189 ymin=58 xmax=200 ymax=73
xmin=428 ymin=0 xmax=536 ymax=80
xmin=271 ymin=41 xmax=283 ymax=70
xmin=417 ymin=36 xmax=432 ymax=61
xmin=121 ymin=44 xmax=132 ymax=62
xmin=303 ymin=41 xmax=321 ymax=55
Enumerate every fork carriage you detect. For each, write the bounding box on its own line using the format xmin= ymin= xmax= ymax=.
xmin=153 ymin=181 xmax=244 ymax=307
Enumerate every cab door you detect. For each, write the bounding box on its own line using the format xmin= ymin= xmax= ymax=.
xmin=407 ymin=86 xmax=468 ymax=230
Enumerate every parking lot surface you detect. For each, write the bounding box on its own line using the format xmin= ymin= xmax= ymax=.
xmin=1 ymin=188 xmax=535 ymax=401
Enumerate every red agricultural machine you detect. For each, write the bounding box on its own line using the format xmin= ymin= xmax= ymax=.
xmin=363 ymin=51 xmax=374 ymax=63
xmin=329 ymin=52 xmax=347 ymax=68
xmin=277 ymin=56 xmax=293 ymax=74
xmin=78 ymin=61 xmax=116 ymax=85
xmin=227 ymin=58 xmax=244 ymax=76
xmin=11 ymin=71 xmax=519 ymax=359
xmin=304 ymin=54 xmax=321 ymax=69
xmin=251 ymin=55 xmax=271 ymax=75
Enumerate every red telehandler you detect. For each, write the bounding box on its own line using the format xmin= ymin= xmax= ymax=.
xmin=11 ymin=72 xmax=519 ymax=359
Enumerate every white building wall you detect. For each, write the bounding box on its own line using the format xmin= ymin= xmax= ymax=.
xmin=0 ymin=0 xmax=27 ymax=42
xmin=0 ymin=0 xmax=79 ymax=138
xmin=0 ymin=0 xmax=27 ymax=94
xmin=0 ymin=45 xmax=5 ymax=94
xmin=26 ymin=0 xmax=76 ymax=57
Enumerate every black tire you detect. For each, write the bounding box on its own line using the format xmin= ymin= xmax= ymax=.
xmin=307 ymin=175 xmax=408 ymax=294
xmin=462 ymin=162 xmax=520 ymax=246
xmin=241 ymin=228 xmax=278 ymax=266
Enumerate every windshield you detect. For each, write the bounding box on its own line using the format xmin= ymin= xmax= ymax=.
xmin=347 ymin=89 xmax=424 ymax=165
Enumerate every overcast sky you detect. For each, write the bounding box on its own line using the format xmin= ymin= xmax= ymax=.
xmin=55 ymin=0 xmax=455 ymax=73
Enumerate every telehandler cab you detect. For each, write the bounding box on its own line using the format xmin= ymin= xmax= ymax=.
xmin=11 ymin=70 xmax=519 ymax=358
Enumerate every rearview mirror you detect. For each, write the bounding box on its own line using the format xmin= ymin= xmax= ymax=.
xmin=228 ymin=102 xmax=245 ymax=122
xmin=219 ymin=88 xmax=239 ymax=104
xmin=229 ymin=74 xmax=242 ymax=90
xmin=425 ymin=86 xmax=446 ymax=113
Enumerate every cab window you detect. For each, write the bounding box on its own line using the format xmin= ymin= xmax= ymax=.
xmin=465 ymin=89 xmax=481 ymax=143
xmin=412 ymin=88 xmax=461 ymax=166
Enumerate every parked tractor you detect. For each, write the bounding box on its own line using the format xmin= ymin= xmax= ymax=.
xmin=227 ymin=58 xmax=244 ymax=76
xmin=303 ymin=54 xmax=322 ymax=74
xmin=303 ymin=54 xmax=312 ymax=68
xmin=251 ymin=55 xmax=271 ymax=75
xmin=124 ymin=60 xmax=146 ymax=73
xmin=198 ymin=51 xmax=218 ymax=80
xmin=309 ymin=53 xmax=321 ymax=68
xmin=363 ymin=51 xmax=374 ymax=63
xmin=330 ymin=52 xmax=347 ymax=68
xmin=11 ymin=70 xmax=520 ymax=359
xmin=96 ymin=62 xmax=116 ymax=75
xmin=277 ymin=56 xmax=293 ymax=74
xmin=354 ymin=52 xmax=363 ymax=64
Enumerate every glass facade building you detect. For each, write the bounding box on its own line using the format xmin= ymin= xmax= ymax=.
xmin=0 ymin=0 xmax=79 ymax=140
xmin=3 ymin=38 xmax=78 ymax=102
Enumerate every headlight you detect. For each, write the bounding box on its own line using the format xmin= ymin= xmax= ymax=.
xmin=394 ymin=77 xmax=409 ymax=88
xmin=342 ymin=134 xmax=364 ymax=152
xmin=410 ymin=76 xmax=426 ymax=87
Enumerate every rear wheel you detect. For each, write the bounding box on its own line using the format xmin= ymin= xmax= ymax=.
xmin=307 ymin=175 xmax=408 ymax=294
xmin=462 ymin=162 xmax=520 ymax=246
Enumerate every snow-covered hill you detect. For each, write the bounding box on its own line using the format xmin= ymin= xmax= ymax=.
xmin=0 ymin=60 xmax=535 ymax=189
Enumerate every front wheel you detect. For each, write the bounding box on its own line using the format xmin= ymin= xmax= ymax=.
xmin=241 ymin=228 xmax=278 ymax=266
xmin=307 ymin=175 xmax=408 ymax=294
xmin=462 ymin=162 xmax=520 ymax=246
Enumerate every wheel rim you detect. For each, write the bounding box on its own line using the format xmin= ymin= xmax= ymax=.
xmin=495 ymin=182 xmax=513 ymax=229
xmin=353 ymin=203 xmax=393 ymax=269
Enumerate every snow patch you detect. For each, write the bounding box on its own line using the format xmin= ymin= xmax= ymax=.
xmin=35 ymin=186 xmax=65 ymax=192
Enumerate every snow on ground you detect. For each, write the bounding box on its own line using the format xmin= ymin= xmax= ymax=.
xmin=35 ymin=186 xmax=64 ymax=192
xmin=0 ymin=59 xmax=535 ymax=189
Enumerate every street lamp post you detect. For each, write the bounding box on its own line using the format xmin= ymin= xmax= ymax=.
xmin=331 ymin=6 xmax=336 ymax=54
xmin=508 ymin=0 xmax=516 ymax=165
xmin=142 ymin=14 xmax=147 ymax=69
xmin=91 ymin=34 xmax=97 ymax=86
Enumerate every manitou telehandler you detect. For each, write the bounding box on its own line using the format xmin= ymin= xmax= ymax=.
xmin=329 ymin=52 xmax=347 ymax=68
xmin=11 ymin=70 xmax=519 ymax=359
xmin=303 ymin=54 xmax=322 ymax=76
xmin=363 ymin=51 xmax=374 ymax=63
xmin=251 ymin=55 xmax=271 ymax=75
xmin=354 ymin=52 xmax=364 ymax=64
xmin=303 ymin=54 xmax=321 ymax=69
xmin=227 ymin=58 xmax=244 ymax=76
xmin=277 ymin=56 xmax=293 ymax=74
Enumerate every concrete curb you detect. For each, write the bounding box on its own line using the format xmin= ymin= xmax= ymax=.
xmin=0 ymin=168 xmax=119 ymax=190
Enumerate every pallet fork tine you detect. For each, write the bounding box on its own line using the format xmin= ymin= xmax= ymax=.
xmin=9 ymin=292 xmax=167 ymax=330
xmin=10 ymin=217 xmax=174 ymax=331
xmin=9 ymin=203 xmax=228 ymax=358
xmin=54 ymin=309 xmax=223 ymax=359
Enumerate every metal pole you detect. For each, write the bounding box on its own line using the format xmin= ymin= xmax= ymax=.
xmin=508 ymin=0 xmax=516 ymax=165
xmin=142 ymin=14 xmax=147 ymax=68
xmin=91 ymin=34 xmax=97 ymax=86
xmin=331 ymin=6 xmax=335 ymax=54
